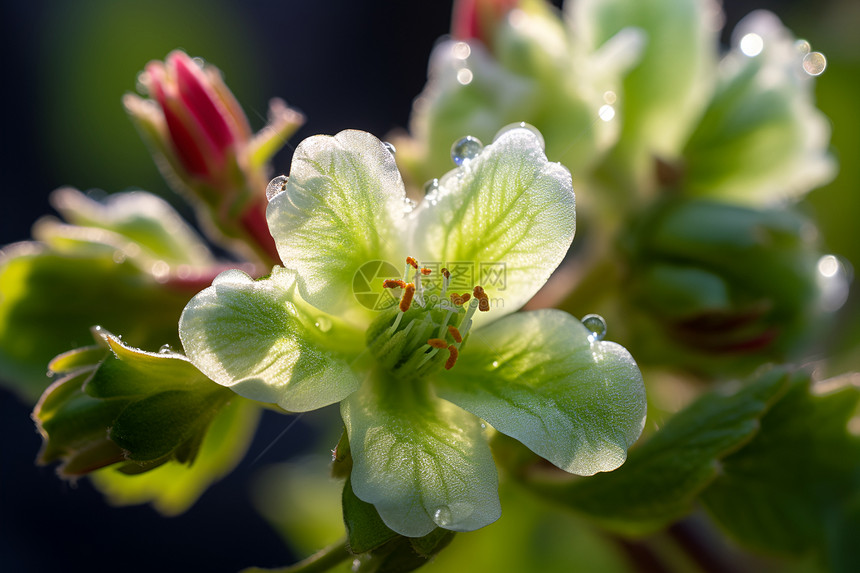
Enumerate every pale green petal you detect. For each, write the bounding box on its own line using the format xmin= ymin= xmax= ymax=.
xmin=412 ymin=127 xmax=574 ymax=322
xmin=267 ymin=130 xmax=409 ymax=322
xmin=179 ymin=267 xmax=362 ymax=412
xmin=434 ymin=310 xmax=646 ymax=475
xmin=342 ymin=376 xmax=500 ymax=537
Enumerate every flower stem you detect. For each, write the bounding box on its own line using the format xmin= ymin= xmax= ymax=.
xmin=241 ymin=538 xmax=352 ymax=573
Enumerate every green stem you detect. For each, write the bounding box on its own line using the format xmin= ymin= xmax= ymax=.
xmin=241 ymin=538 xmax=352 ymax=573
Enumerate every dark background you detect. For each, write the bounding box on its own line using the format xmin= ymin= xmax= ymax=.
xmin=1 ymin=1 xmax=856 ymax=572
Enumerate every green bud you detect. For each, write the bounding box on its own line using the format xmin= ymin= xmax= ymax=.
xmin=623 ymin=199 xmax=822 ymax=366
xmin=33 ymin=328 xmax=234 ymax=476
xmin=681 ymin=11 xmax=835 ymax=203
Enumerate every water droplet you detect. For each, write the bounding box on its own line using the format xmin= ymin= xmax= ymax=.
xmin=451 ymin=136 xmax=483 ymax=166
xmin=351 ymin=558 xmax=361 ymax=572
xmin=598 ymin=105 xmax=616 ymax=122
xmin=266 ymin=175 xmax=288 ymax=201
xmin=191 ymin=56 xmax=206 ymax=69
xmin=493 ymin=122 xmax=545 ymax=150
xmin=740 ymin=33 xmax=764 ymax=57
xmin=383 ymin=141 xmax=396 ymax=155
xmin=401 ymin=197 xmax=416 ymax=214
xmin=433 ymin=506 xmax=453 ymax=527
xmin=603 ymin=90 xmax=617 ymax=105
xmin=456 ymin=68 xmax=473 ymax=85
xmin=491 ymin=360 xmax=500 ymax=368
xmin=794 ymin=39 xmax=811 ymax=56
xmin=802 ymin=52 xmax=827 ymax=76
xmin=452 ymin=42 xmax=471 ymax=60
xmin=582 ymin=314 xmax=607 ymax=342
xmin=480 ymin=422 xmax=487 ymax=429
xmin=424 ymin=178 xmax=439 ymax=195
xmin=314 ymin=316 xmax=332 ymax=332
xmin=331 ymin=448 xmax=338 ymax=461
xmin=112 ymin=250 xmax=127 ymax=264
xmin=817 ymin=254 xmax=849 ymax=312
xmin=158 ymin=344 xmax=173 ymax=354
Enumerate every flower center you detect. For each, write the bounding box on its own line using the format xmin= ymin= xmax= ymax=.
xmin=365 ymin=256 xmax=490 ymax=377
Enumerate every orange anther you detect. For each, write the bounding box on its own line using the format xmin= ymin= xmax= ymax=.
xmin=473 ymin=285 xmax=490 ymax=312
xmin=445 ymin=345 xmax=459 ymax=370
xmin=383 ymin=279 xmax=407 ymax=289
xmin=406 ymin=257 xmax=419 ymax=269
xmin=461 ymin=293 xmax=471 ymax=303
xmin=420 ymin=267 xmax=432 ymax=276
xmin=399 ymin=283 xmax=415 ymax=312
xmin=447 ymin=325 xmax=463 ymax=343
xmin=427 ymin=338 xmax=448 ymax=349
xmin=441 ymin=268 xmax=450 ymax=279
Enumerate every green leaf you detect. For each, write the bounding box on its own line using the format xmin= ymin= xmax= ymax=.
xmin=0 ymin=243 xmax=192 ymax=401
xmin=525 ymin=368 xmax=789 ymax=535
xmin=413 ymin=126 xmax=574 ymax=325
xmin=435 ymin=309 xmax=646 ymax=475
xmin=341 ymin=373 xmax=500 ymax=537
xmin=91 ymin=396 xmax=261 ymax=515
xmin=179 ymin=267 xmax=363 ymax=412
xmin=48 ymin=187 xmax=214 ymax=267
xmin=701 ymin=372 xmax=860 ymax=567
xmin=343 ymin=476 xmax=399 ymax=554
xmin=266 ymin=130 xmax=408 ymax=321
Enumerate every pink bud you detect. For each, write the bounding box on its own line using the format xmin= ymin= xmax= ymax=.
xmin=451 ymin=0 xmax=520 ymax=45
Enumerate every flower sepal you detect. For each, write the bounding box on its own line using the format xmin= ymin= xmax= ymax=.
xmin=34 ymin=327 xmax=260 ymax=514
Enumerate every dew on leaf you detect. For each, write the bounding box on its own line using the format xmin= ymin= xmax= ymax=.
xmin=451 ymin=136 xmax=483 ymax=166
xmin=266 ymin=175 xmax=288 ymax=201
xmin=581 ymin=314 xmax=607 ymax=342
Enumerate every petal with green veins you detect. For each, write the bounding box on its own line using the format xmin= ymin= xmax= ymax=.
xmin=266 ymin=130 xmax=408 ymax=322
xmin=342 ymin=374 xmax=500 ymax=537
xmin=434 ymin=309 xmax=646 ymax=475
xmin=412 ymin=127 xmax=574 ymax=323
xmin=179 ymin=267 xmax=363 ymax=412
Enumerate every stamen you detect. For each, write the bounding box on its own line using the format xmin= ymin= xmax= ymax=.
xmin=439 ymin=267 xmax=451 ymax=299
xmin=383 ymin=279 xmax=407 ymax=289
xmin=427 ymin=338 xmax=448 ymax=349
xmin=473 ymin=285 xmax=490 ymax=312
xmin=406 ymin=257 xmax=419 ymax=269
xmin=448 ymin=325 xmax=463 ymax=343
xmin=420 ymin=267 xmax=432 ymax=276
xmin=450 ymin=292 xmax=472 ymax=307
xmin=445 ymin=345 xmax=459 ymax=370
xmin=400 ymin=282 xmax=415 ymax=312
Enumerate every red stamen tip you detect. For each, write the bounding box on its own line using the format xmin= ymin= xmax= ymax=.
xmin=383 ymin=279 xmax=407 ymax=289
xmin=406 ymin=257 xmax=419 ymax=269
xmin=427 ymin=338 xmax=448 ymax=349
xmin=420 ymin=267 xmax=432 ymax=276
xmin=447 ymin=325 xmax=463 ymax=343
xmin=400 ymin=283 xmax=416 ymax=312
xmin=445 ymin=345 xmax=459 ymax=370
xmin=441 ymin=268 xmax=451 ymax=279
